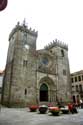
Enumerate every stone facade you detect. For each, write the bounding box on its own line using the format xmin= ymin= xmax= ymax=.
xmin=1 ymin=21 xmax=71 ymax=107
xmin=0 ymin=70 xmax=4 ymax=102
xmin=71 ymin=70 xmax=83 ymax=104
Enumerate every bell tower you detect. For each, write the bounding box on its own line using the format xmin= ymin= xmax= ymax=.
xmin=1 ymin=21 xmax=38 ymax=107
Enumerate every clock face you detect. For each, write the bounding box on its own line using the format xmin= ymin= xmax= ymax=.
xmin=24 ymin=44 xmax=29 ymax=49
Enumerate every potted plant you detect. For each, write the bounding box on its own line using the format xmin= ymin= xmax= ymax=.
xmin=29 ymin=105 xmax=38 ymax=112
xmin=38 ymin=105 xmax=48 ymax=114
xmin=60 ymin=106 xmax=69 ymax=114
xmin=49 ymin=107 xmax=60 ymax=116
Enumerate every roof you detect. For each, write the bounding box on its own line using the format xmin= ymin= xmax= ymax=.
xmin=71 ymin=70 xmax=83 ymax=76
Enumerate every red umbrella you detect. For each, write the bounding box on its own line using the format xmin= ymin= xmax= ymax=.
xmin=0 ymin=0 xmax=8 ymax=11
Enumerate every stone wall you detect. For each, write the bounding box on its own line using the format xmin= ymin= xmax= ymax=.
xmin=2 ymin=22 xmax=71 ymax=107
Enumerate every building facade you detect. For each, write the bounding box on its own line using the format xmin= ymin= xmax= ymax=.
xmin=0 ymin=70 xmax=4 ymax=102
xmin=71 ymin=70 xmax=83 ymax=104
xmin=1 ymin=21 xmax=71 ymax=107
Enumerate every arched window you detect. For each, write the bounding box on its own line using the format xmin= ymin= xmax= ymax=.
xmin=61 ymin=49 xmax=64 ymax=57
xmin=24 ymin=88 xmax=27 ymax=95
xmin=40 ymin=84 xmax=48 ymax=91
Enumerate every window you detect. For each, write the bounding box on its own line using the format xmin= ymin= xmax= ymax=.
xmin=78 ymin=76 xmax=81 ymax=81
xmin=71 ymin=78 xmax=74 ymax=83
xmin=50 ymin=50 xmax=52 ymax=53
xmin=76 ymin=85 xmax=79 ymax=92
xmin=75 ymin=77 xmax=77 ymax=82
xmin=24 ymin=32 xmax=27 ymax=41
xmin=24 ymin=88 xmax=27 ymax=95
xmin=63 ymin=69 xmax=66 ymax=75
xmin=42 ymin=57 xmax=48 ymax=65
xmin=82 ymin=75 xmax=83 ymax=80
xmin=81 ymin=94 xmax=83 ymax=98
xmin=79 ymin=85 xmax=82 ymax=92
xmin=23 ymin=60 xmax=28 ymax=67
xmin=61 ymin=49 xmax=64 ymax=57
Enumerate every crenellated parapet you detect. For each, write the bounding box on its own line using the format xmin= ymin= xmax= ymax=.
xmin=44 ymin=39 xmax=68 ymax=50
xmin=9 ymin=21 xmax=38 ymax=41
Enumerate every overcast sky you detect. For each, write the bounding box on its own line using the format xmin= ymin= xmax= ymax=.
xmin=0 ymin=0 xmax=83 ymax=73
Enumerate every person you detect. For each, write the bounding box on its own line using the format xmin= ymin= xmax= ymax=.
xmin=80 ymin=99 xmax=83 ymax=108
xmin=68 ymin=103 xmax=73 ymax=113
xmin=72 ymin=103 xmax=78 ymax=113
xmin=68 ymin=103 xmax=78 ymax=114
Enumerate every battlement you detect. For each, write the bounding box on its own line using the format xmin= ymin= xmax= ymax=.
xmin=9 ymin=21 xmax=38 ymax=41
xmin=44 ymin=39 xmax=68 ymax=50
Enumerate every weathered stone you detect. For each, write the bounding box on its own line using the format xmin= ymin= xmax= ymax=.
xmin=1 ymin=21 xmax=72 ymax=107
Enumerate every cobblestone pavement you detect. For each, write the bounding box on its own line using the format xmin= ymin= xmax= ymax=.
xmin=0 ymin=108 xmax=83 ymax=125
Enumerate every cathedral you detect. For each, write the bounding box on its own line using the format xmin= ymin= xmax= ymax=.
xmin=1 ymin=21 xmax=71 ymax=107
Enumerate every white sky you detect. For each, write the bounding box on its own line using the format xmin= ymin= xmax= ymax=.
xmin=0 ymin=0 xmax=83 ymax=73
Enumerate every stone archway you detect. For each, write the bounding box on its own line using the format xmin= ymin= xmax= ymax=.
xmin=38 ymin=76 xmax=56 ymax=103
xmin=40 ymin=83 xmax=48 ymax=101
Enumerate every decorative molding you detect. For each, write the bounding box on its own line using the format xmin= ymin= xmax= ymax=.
xmin=9 ymin=21 xmax=38 ymax=41
xmin=44 ymin=39 xmax=68 ymax=50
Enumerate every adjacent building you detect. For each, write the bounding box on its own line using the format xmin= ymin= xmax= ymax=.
xmin=0 ymin=70 xmax=4 ymax=102
xmin=71 ymin=70 xmax=83 ymax=104
xmin=1 ymin=21 xmax=71 ymax=107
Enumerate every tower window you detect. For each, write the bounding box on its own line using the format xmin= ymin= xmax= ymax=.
xmin=63 ymin=69 xmax=66 ymax=75
xmin=24 ymin=88 xmax=27 ymax=95
xmin=50 ymin=50 xmax=52 ymax=53
xmin=23 ymin=32 xmax=27 ymax=42
xmin=61 ymin=49 xmax=64 ymax=57
xmin=24 ymin=32 xmax=27 ymax=36
xmin=23 ymin=60 xmax=28 ymax=67
xmin=42 ymin=57 xmax=48 ymax=65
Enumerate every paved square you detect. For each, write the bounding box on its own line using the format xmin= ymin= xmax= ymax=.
xmin=0 ymin=108 xmax=83 ymax=125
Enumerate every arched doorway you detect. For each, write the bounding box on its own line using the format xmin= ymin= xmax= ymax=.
xmin=40 ymin=84 xmax=48 ymax=101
